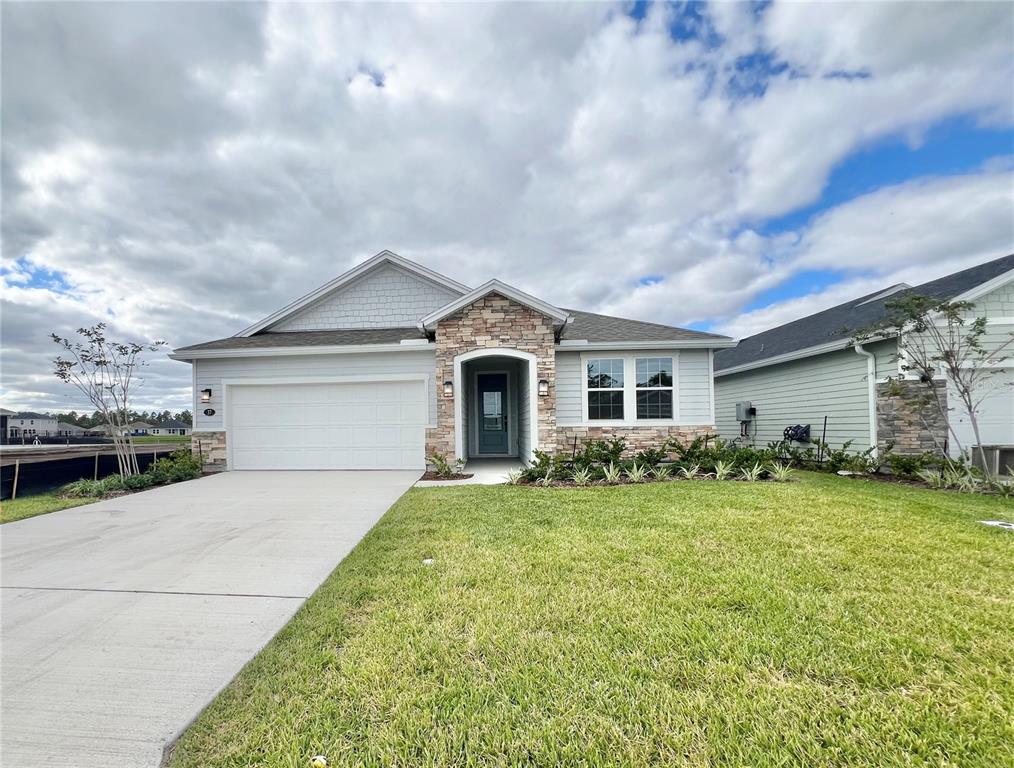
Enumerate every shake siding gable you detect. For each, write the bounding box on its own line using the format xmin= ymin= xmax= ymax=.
xmin=272 ymin=263 xmax=460 ymax=331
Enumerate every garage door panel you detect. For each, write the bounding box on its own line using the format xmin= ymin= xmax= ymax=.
xmin=228 ymin=380 xmax=426 ymax=470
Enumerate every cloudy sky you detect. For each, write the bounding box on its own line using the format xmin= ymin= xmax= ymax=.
xmin=2 ymin=1 xmax=1012 ymax=413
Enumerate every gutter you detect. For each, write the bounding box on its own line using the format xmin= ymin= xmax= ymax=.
xmin=854 ymin=344 xmax=878 ymax=456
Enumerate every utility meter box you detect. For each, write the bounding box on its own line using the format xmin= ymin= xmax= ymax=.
xmin=736 ymin=401 xmax=755 ymax=422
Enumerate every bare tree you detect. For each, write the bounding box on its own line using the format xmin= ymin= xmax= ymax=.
xmin=854 ymin=295 xmax=1013 ymax=480
xmin=52 ymin=323 xmax=166 ymax=477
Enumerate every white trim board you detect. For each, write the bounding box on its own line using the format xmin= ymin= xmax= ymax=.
xmin=557 ymin=339 xmax=735 ymax=351
xmin=170 ymin=341 xmax=434 ymax=360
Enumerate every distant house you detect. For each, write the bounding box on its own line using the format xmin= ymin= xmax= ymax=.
xmin=714 ymin=254 xmax=1013 ymax=459
xmin=7 ymin=412 xmax=59 ymax=439
xmin=56 ymin=422 xmax=87 ymax=436
xmin=149 ymin=419 xmax=191 ymax=436
xmin=121 ymin=421 xmax=155 ymax=436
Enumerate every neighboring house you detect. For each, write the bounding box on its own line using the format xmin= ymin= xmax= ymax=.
xmin=171 ymin=250 xmax=734 ymax=470
xmin=149 ymin=419 xmax=191 ymax=436
xmin=7 ymin=412 xmax=59 ymax=438
xmin=121 ymin=421 xmax=155 ymax=436
xmin=56 ymin=422 xmax=88 ymax=436
xmin=714 ymin=254 xmax=1014 ymax=458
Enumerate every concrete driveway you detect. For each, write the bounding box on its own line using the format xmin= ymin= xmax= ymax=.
xmin=1 ymin=470 xmax=417 ymax=768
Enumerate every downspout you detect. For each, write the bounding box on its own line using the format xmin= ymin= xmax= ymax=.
xmin=854 ymin=344 xmax=878 ymax=456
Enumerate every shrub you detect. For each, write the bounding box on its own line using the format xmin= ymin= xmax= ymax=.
xmin=633 ymin=446 xmax=669 ymax=468
xmin=522 ymin=450 xmax=568 ymax=482
xmin=767 ymin=463 xmax=794 ymax=482
xmin=886 ymin=452 xmax=941 ymax=479
xmin=570 ymin=467 xmax=592 ymax=486
xmin=713 ymin=460 xmax=733 ymax=481
xmin=625 ymin=462 xmax=649 ymax=483
xmin=677 ymin=462 xmax=700 ymax=480
xmin=62 ymin=478 xmax=105 ymax=498
xmin=149 ymin=449 xmax=203 ymax=483
xmin=602 ymin=462 xmax=622 ymax=484
xmin=429 ymin=452 xmax=466 ymax=478
xmin=739 ymin=462 xmax=764 ymax=482
xmin=572 ymin=438 xmax=626 ymax=468
xmin=505 ymin=469 xmax=523 ymax=485
xmin=651 ymin=464 xmax=672 ymax=481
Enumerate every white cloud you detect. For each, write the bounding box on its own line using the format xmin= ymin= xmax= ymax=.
xmin=1 ymin=1 xmax=1012 ymax=412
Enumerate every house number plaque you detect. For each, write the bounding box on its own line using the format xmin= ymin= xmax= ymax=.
xmin=203 ymin=408 xmax=216 ymax=416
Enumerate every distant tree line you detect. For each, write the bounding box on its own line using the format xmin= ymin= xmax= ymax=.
xmin=51 ymin=409 xmax=193 ymax=428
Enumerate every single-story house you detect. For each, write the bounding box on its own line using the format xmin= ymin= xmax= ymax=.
xmin=171 ymin=250 xmax=735 ymax=470
xmin=714 ymin=254 xmax=1013 ymax=458
xmin=7 ymin=412 xmax=59 ymax=438
xmin=149 ymin=419 xmax=191 ymax=436
xmin=121 ymin=421 xmax=155 ymax=436
xmin=56 ymin=422 xmax=88 ymax=436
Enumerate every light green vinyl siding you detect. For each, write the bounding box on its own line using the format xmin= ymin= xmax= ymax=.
xmin=714 ymin=339 xmax=898 ymax=450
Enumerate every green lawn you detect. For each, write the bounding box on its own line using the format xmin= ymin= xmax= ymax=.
xmin=170 ymin=473 xmax=1013 ymax=768
xmin=1 ymin=492 xmax=99 ymax=524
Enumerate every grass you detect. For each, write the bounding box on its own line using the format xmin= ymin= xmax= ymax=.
xmin=1 ymin=492 xmax=99 ymax=524
xmin=131 ymin=434 xmax=190 ymax=444
xmin=170 ymin=473 xmax=1013 ymax=767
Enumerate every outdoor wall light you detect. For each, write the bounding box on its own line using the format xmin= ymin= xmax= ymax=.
xmin=443 ymin=380 xmax=454 ymax=398
xmin=538 ymin=379 xmax=549 ymax=396
xmin=200 ymin=388 xmax=212 ymax=403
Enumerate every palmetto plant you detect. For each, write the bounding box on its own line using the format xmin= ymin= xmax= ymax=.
xmin=739 ymin=462 xmax=765 ymax=482
xmin=603 ymin=462 xmax=623 ymax=484
xmin=535 ymin=470 xmax=554 ymax=487
xmin=625 ymin=462 xmax=649 ymax=483
xmin=678 ymin=463 xmax=700 ymax=480
xmin=767 ymin=463 xmax=794 ymax=482
xmin=570 ymin=466 xmax=592 ymax=486
xmin=505 ymin=469 xmax=524 ymax=485
xmin=651 ymin=464 xmax=672 ymax=481
xmin=713 ymin=461 xmax=733 ymax=481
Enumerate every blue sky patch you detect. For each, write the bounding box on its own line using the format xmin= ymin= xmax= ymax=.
xmin=1 ymin=257 xmax=73 ymax=294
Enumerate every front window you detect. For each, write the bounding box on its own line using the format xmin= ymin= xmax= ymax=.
xmin=635 ymin=357 xmax=673 ymax=419
xmin=587 ymin=358 xmax=624 ymax=420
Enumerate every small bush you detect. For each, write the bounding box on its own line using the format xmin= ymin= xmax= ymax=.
xmin=767 ymin=463 xmax=794 ymax=482
xmin=633 ymin=446 xmax=669 ymax=468
xmin=571 ymin=438 xmax=626 ymax=468
xmin=714 ymin=460 xmax=733 ymax=481
xmin=149 ymin=448 xmax=203 ymax=483
xmin=505 ymin=469 xmax=523 ymax=485
xmin=887 ymin=452 xmax=941 ymax=479
xmin=625 ymin=462 xmax=649 ymax=483
xmin=651 ymin=464 xmax=672 ymax=481
xmin=602 ymin=462 xmax=622 ymax=485
xmin=429 ymin=452 xmax=466 ymax=479
xmin=677 ymin=463 xmax=700 ymax=480
xmin=62 ymin=478 xmax=104 ymax=498
xmin=739 ymin=462 xmax=764 ymax=482
xmin=570 ymin=467 xmax=592 ymax=486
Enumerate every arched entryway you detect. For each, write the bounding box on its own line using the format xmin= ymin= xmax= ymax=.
xmin=453 ymin=348 xmax=538 ymax=463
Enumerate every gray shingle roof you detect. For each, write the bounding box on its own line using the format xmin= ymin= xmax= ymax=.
xmin=159 ymin=419 xmax=189 ymax=429
xmin=175 ymin=327 xmax=426 ymax=353
xmin=561 ymin=309 xmax=731 ymax=343
xmin=715 ymin=253 xmax=1014 ymax=372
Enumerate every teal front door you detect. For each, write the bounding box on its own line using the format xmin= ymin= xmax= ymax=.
xmin=477 ymin=373 xmax=509 ymax=455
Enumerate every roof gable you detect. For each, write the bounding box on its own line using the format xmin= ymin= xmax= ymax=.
xmin=715 ymin=253 xmax=1014 ymax=373
xmin=238 ymin=250 xmax=470 ymax=337
xmin=419 ymin=280 xmax=570 ymax=331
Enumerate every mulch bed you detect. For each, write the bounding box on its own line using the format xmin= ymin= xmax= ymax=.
xmin=419 ymin=472 xmax=474 ymax=481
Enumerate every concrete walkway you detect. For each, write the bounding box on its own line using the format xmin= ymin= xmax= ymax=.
xmin=415 ymin=458 xmax=523 ymax=487
xmin=1 ymin=470 xmax=417 ymax=768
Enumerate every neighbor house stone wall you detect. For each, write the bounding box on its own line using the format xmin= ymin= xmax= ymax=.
xmin=557 ymin=425 xmax=717 ymax=457
xmin=876 ymin=379 xmax=948 ymax=455
xmin=427 ymin=293 xmax=557 ymax=459
xmin=191 ymin=431 xmax=227 ymax=470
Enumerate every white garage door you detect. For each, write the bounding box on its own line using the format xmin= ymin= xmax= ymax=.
xmin=949 ymin=370 xmax=1014 ymax=456
xmin=228 ymin=380 xmax=427 ymax=470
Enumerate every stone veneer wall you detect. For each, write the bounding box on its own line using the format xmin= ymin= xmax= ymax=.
xmin=876 ymin=379 xmax=948 ymax=455
xmin=557 ymin=425 xmax=717 ymax=457
xmin=191 ymin=431 xmax=227 ymax=470
xmin=427 ymin=293 xmax=557 ymax=458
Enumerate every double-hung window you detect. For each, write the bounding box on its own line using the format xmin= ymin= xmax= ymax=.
xmin=635 ymin=357 xmax=673 ymax=419
xmin=586 ymin=358 xmax=624 ymax=420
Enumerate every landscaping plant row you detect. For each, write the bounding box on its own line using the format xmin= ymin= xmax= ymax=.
xmin=61 ymin=449 xmax=203 ymax=498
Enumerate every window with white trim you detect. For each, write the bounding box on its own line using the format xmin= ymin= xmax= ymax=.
xmin=635 ymin=357 xmax=673 ymax=419
xmin=586 ymin=358 xmax=624 ymax=420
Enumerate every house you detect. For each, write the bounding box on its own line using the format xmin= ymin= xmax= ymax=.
xmin=121 ymin=421 xmax=155 ymax=436
xmin=149 ymin=419 xmax=191 ymax=436
xmin=56 ymin=422 xmax=88 ymax=436
xmin=7 ymin=412 xmax=59 ymax=439
xmin=171 ymin=250 xmax=734 ymax=470
xmin=714 ymin=254 xmax=1014 ymax=458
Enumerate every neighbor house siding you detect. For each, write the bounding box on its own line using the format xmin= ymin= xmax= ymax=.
xmin=714 ymin=339 xmax=897 ymax=450
xmin=555 ymin=348 xmax=713 ymax=425
xmin=272 ymin=264 xmax=460 ymax=331
xmin=192 ymin=350 xmax=438 ymax=432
